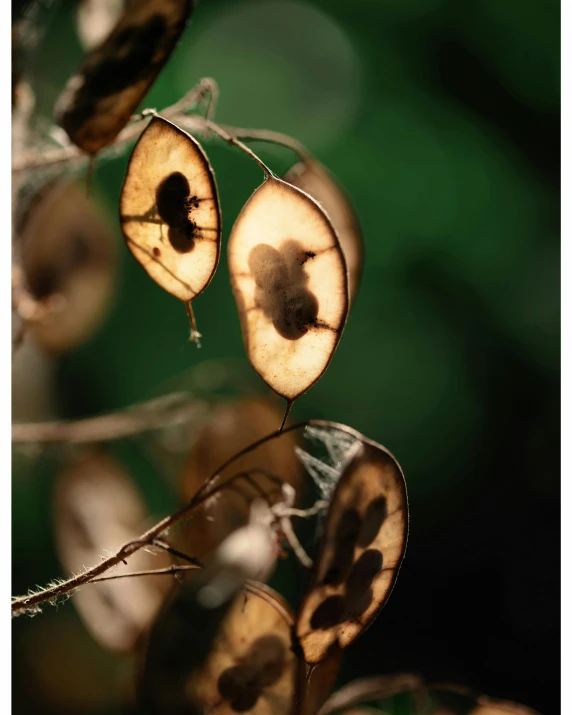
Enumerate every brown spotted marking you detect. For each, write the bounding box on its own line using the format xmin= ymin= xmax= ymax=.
xmin=296 ymin=434 xmax=408 ymax=664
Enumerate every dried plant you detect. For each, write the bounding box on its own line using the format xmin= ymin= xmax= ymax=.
xmin=11 ymin=2 xmax=541 ymax=715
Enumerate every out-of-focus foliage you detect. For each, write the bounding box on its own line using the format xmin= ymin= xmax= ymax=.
xmin=12 ymin=0 xmax=558 ymax=713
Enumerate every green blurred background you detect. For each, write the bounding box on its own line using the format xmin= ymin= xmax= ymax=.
xmin=12 ymin=0 xmax=560 ymax=713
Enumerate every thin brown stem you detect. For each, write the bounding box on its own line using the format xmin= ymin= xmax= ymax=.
xmin=185 ymin=300 xmax=202 ymax=347
xmin=279 ymin=399 xmax=293 ymax=433
xmin=90 ymin=564 xmax=199 ymax=583
xmin=220 ymin=125 xmax=312 ymax=163
xmin=151 ymin=538 xmax=202 ymax=567
xmin=201 ymin=119 xmax=275 ymax=178
xmin=12 ymin=392 xmax=206 ymax=444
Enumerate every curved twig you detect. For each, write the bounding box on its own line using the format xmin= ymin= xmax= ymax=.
xmin=12 ymin=392 xmax=207 ymax=444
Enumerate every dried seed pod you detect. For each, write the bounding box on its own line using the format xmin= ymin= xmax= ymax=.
xmin=179 ymin=397 xmax=302 ymax=559
xmin=54 ymin=452 xmax=171 ymax=654
xmin=228 ymin=177 xmax=349 ymax=402
xmin=56 ymin=0 xmax=194 ymax=153
xmin=296 ymin=432 xmax=408 ymax=663
xmin=120 ymin=116 xmax=221 ymax=306
xmin=19 ymin=179 xmax=116 ymax=354
xmin=283 ymin=160 xmax=363 ymax=305
xmin=186 ymin=582 xmax=298 ymax=714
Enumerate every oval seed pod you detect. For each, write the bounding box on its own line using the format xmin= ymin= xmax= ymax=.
xmin=54 ymin=452 xmax=171 ymax=654
xmin=296 ymin=430 xmax=408 ymax=664
xmin=19 ymin=179 xmax=116 ymax=354
xmin=186 ymin=582 xmax=298 ymax=714
xmin=228 ymin=177 xmax=349 ymax=402
xmin=283 ymin=160 xmax=363 ymax=305
xmin=120 ymin=116 xmax=221 ymax=308
xmin=56 ymin=0 xmax=194 ymax=154
xmin=179 ymin=396 xmax=302 ymax=559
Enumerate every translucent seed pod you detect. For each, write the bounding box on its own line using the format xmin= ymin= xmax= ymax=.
xmin=54 ymin=451 xmax=171 ymax=654
xmin=228 ymin=177 xmax=349 ymax=404
xmin=296 ymin=433 xmax=408 ymax=664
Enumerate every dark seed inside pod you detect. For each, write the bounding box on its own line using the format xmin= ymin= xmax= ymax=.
xmin=310 ymin=595 xmax=346 ymax=630
xmin=248 ymin=239 xmax=319 ymax=341
xmin=357 ymin=496 xmax=387 ymax=547
xmin=155 ymin=171 xmax=197 ymax=253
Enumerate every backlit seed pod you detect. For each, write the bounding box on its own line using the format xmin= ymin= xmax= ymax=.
xmin=296 ymin=431 xmax=408 ymax=664
xmin=56 ymin=0 xmax=194 ymax=153
xmin=283 ymin=160 xmax=363 ymax=305
xmin=186 ymin=582 xmax=298 ymax=714
xmin=54 ymin=452 xmax=171 ymax=654
xmin=179 ymin=397 xmax=302 ymax=560
xmin=120 ymin=116 xmax=221 ymax=302
xmin=19 ymin=180 xmax=116 ymax=354
xmin=228 ymin=177 xmax=349 ymax=402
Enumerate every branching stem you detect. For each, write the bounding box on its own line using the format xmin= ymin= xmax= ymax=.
xmin=12 ymin=420 xmax=357 ymax=614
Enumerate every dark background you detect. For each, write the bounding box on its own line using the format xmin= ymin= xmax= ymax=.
xmin=12 ymin=0 xmax=560 ymax=713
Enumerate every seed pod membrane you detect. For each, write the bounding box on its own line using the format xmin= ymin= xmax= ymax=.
xmin=296 ymin=434 xmax=408 ymax=664
xmin=19 ymin=179 xmax=116 ymax=354
xmin=56 ymin=0 xmax=194 ymax=153
xmin=283 ymin=160 xmax=363 ymax=305
xmin=186 ymin=582 xmax=297 ymax=714
xmin=143 ymin=580 xmax=297 ymax=714
xmin=228 ymin=177 xmax=349 ymax=402
xmin=120 ymin=116 xmax=221 ymax=302
xmin=179 ymin=397 xmax=302 ymax=559
xmin=54 ymin=452 xmax=170 ymax=654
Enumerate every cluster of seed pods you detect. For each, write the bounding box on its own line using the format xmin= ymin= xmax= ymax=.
xmin=14 ymin=3 xmax=542 ymax=715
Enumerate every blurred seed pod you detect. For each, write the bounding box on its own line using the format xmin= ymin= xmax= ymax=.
xmin=228 ymin=177 xmax=349 ymax=403
xmin=12 ymin=337 xmax=55 ymax=423
xmin=179 ymin=396 xmax=303 ymax=560
xmin=319 ymin=674 xmax=423 ymax=714
xmin=18 ymin=179 xmax=117 ymax=354
xmin=296 ymin=433 xmax=408 ymax=664
xmin=56 ymin=0 xmax=195 ymax=153
xmin=185 ymin=582 xmax=298 ymax=714
xmin=283 ymin=160 xmax=363 ymax=305
xmin=120 ymin=116 xmax=221 ymax=304
xmin=468 ymin=700 xmax=541 ymax=715
xmin=76 ymin=0 xmax=125 ymax=50
xmin=54 ymin=451 xmax=171 ymax=654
